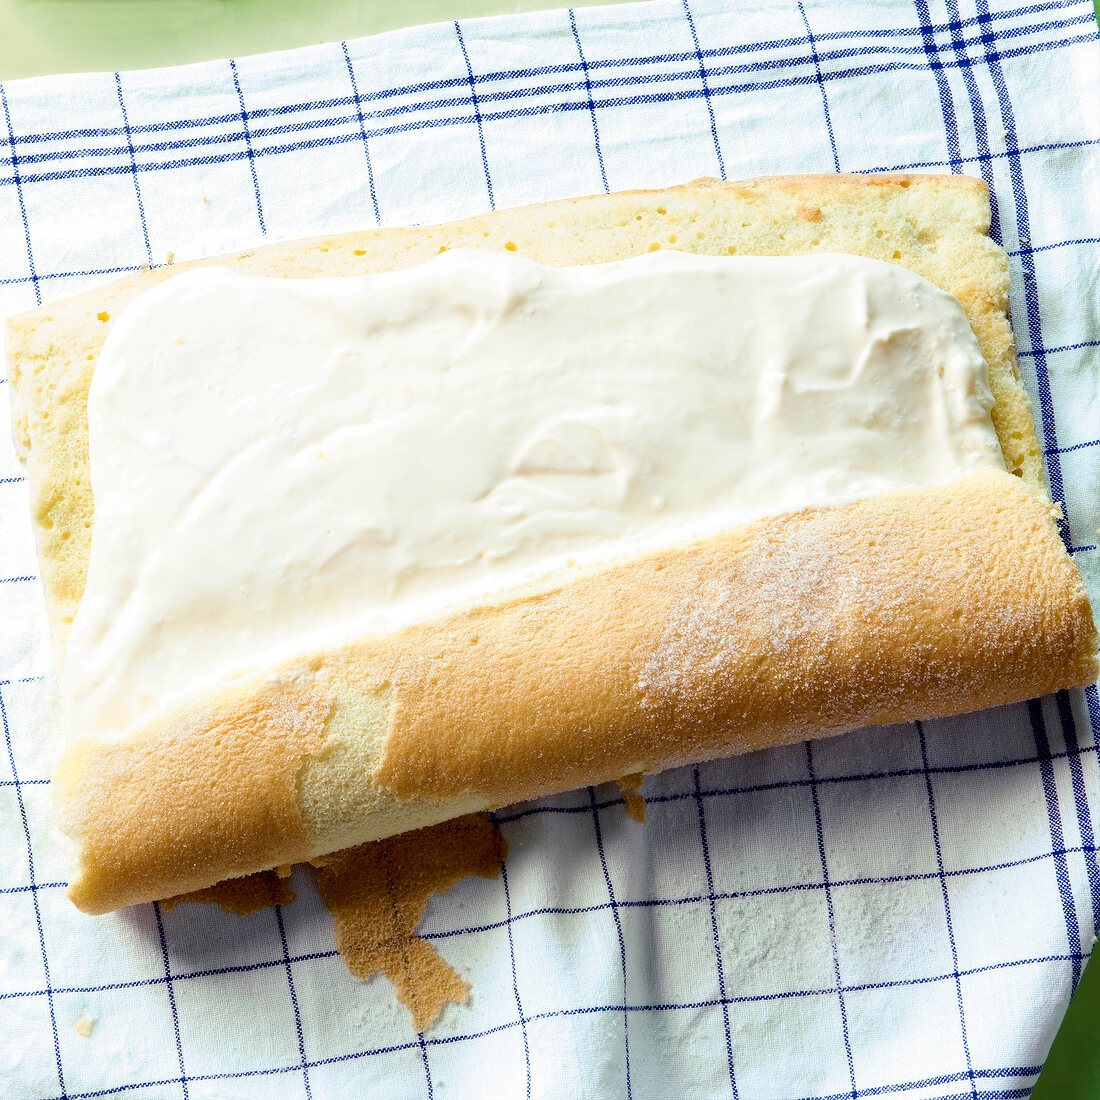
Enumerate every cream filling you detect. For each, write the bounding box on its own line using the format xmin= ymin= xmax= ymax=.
xmin=65 ymin=249 xmax=1004 ymax=739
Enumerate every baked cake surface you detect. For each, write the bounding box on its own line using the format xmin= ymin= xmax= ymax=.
xmin=7 ymin=174 xmax=1096 ymax=913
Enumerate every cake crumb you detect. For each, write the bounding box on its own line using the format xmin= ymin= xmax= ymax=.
xmin=617 ymin=773 xmax=647 ymax=823
xmin=315 ymin=814 xmax=505 ymax=1031
xmin=162 ymin=868 xmax=295 ymax=916
xmin=74 ymin=1013 xmax=94 ymax=1038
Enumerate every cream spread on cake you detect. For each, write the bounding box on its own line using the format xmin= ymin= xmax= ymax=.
xmin=64 ymin=249 xmax=1004 ymax=737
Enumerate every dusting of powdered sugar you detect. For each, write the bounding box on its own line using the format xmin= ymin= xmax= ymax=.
xmin=632 ymin=499 xmax=991 ymax=744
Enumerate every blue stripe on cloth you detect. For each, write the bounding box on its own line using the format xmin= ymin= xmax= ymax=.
xmin=588 ymin=785 xmax=633 ymax=1100
xmin=489 ymin=818 xmax=533 ymax=1100
xmin=915 ymin=0 xmax=964 ymax=169
xmin=692 ymin=765 xmax=739 ymax=1098
xmin=0 ymin=1 xmax=1088 ymax=156
xmin=493 ymin=742 xmax=1100 ymax=823
xmin=31 ymin=1058 xmax=1047 ymax=1100
xmin=152 ymin=901 xmax=190 ymax=1099
xmin=950 ymin=0 xmax=1007 ymax=227
xmin=6 ymin=831 xmax=1100 ymax=944
xmin=0 ymin=15 xmax=1093 ymax=178
xmin=4 ymin=24 xmax=1093 ymax=175
xmin=114 ymin=73 xmax=153 ymax=267
xmin=273 ymin=903 xmax=312 ymax=1099
xmin=0 ymin=82 xmax=41 ymax=304
xmin=977 ymin=0 xmax=1089 ymax=998
xmin=1045 ymin=436 xmax=1100 ymax=455
xmin=684 ymin=0 xmax=728 ymax=178
xmin=976 ymin=1 xmax=1074 ymax=539
xmin=1055 ymin=691 xmax=1100 ymax=934
xmin=806 ymin=742 xmax=858 ymax=1098
xmin=9 ymin=751 xmax=1088 ymax=882
xmin=917 ymin=721 xmax=975 ymax=1097
xmin=1088 ymin=685 xmax=1100 ymax=751
xmin=454 ymin=21 xmax=496 ymax=211
xmin=417 ymin=1029 xmax=434 ymax=1100
xmin=944 ymin=0 xmax=1003 ymax=238
xmin=0 ymin=30 xmax=1092 ymax=194
xmin=0 ymin=684 xmax=66 ymax=1097
xmin=1027 ymin=700 xmax=1084 ymax=989
xmin=229 ymin=58 xmax=267 ymax=235
xmin=570 ymin=8 xmax=611 ymax=192
xmin=797 ymin=2 xmax=841 ymax=172
xmin=1 ymin=945 xmax=1087 ymax=1007
xmin=0 ymin=38 xmax=1095 ymax=193
xmin=340 ymin=41 xmax=382 ymax=225
xmin=1010 ymin=235 xmax=1100 ymax=255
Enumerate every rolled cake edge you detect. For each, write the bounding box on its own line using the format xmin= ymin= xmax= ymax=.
xmin=55 ymin=468 xmax=1098 ymax=914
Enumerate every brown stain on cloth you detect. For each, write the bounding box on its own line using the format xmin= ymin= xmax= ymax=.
xmin=314 ymin=814 xmax=506 ymax=1031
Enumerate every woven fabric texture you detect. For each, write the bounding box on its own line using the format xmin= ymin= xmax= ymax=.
xmin=1 ymin=2 xmax=1099 ymax=1097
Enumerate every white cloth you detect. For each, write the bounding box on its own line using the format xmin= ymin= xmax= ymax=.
xmin=1 ymin=2 xmax=1099 ymax=1097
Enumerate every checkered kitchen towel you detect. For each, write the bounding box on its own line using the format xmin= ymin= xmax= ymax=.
xmin=2 ymin=1 xmax=1099 ymax=1097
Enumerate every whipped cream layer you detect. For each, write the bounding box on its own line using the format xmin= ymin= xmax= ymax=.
xmin=65 ymin=249 xmax=1004 ymax=738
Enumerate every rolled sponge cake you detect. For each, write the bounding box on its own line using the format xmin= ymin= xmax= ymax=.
xmin=7 ymin=174 xmax=1097 ymax=914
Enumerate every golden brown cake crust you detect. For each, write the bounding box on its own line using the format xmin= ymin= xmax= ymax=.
xmin=54 ymin=676 xmax=331 ymax=911
xmin=7 ymin=174 xmax=1095 ymax=915
xmin=162 ymin=868 xmax=296 ymax=917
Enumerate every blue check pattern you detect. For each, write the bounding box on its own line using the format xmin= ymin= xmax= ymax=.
xmin=1 ymin=1 xmax=1099 ymax=1096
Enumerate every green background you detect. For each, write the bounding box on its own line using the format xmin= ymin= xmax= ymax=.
xmin=0 ymin=0 xmax=632 ymax=78
xmin=0 ymin=0 xmax=1097 ymax=1094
